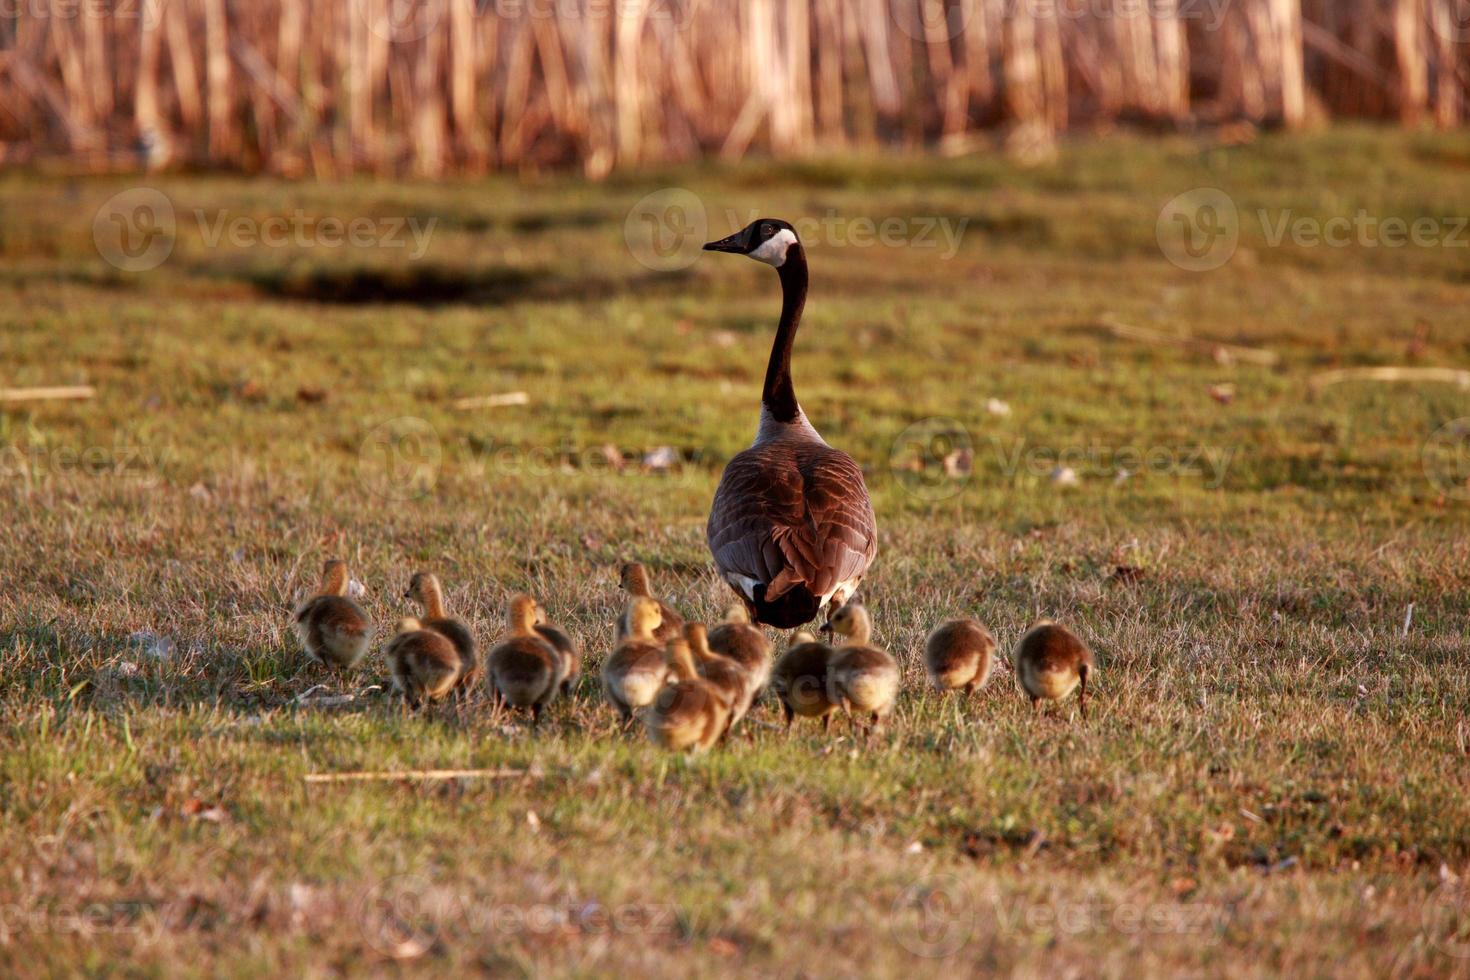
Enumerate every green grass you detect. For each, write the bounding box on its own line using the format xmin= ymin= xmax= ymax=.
xmin=2 ymin=127 xmax=1470 ymax=976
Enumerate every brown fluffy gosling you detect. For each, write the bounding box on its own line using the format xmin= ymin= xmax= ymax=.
xmin=616 ymin=562 xmax=685 ymax=642
xmin=685 ymin=622 xmax=754 ymax=736
xmin=386 ymin=618 xmax=462 ymax=709
xmin=293 ymin=559 xmax=373 ymax=670
xmin=825 ymin=603 xmax=900 ymax=734
xmin=533 ymin=605 xmax=581 ymax=695
xmin=706 ymin=603 xmax=773 ymax=696
xmin=641 ymin=638 xmax=731 ymax=754
xmin=602 ymin=597 xmax=670 ymax=725
xmin=404 ymin=572 xmax=478 ymax=691
xmin=1014 ymin=621 xmax=1096 ymax=719
xmin=485 ymin=594 xmax=563 ymax=726
xmin=924 ymin=618 xmax=997 ymax=695
xmin=770 ymin=630 xmax=839 ymax=733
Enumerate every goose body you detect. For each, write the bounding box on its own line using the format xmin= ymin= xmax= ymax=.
xmin=386 ymin=618 xmax=463 ymax=708
xmin=826 ymin=604 xmax=899 ymax=734
xmin=293 ymin=559 xmax=373 ymax=670
xmin=641 ymin=638 xmax=731 ymax=754
xmin=602 ymin=598 xmax=671 ymax=724
xmin=1015 ymin=621 xmax=1095 ymax=719
xmin=485 ymin=595 xmax=562 ymax=726
xmin=404 ymin=572 xmax=479 ymax=691
xmin=704 ymin=219 xmax=877 ymax=628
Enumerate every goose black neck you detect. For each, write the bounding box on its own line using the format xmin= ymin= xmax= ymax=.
xmin=763 ymin=246 xmax=807 ymax=423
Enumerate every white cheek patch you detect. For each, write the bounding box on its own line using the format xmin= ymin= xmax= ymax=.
xmin=749 ymin=228 xmax=798 ymax=267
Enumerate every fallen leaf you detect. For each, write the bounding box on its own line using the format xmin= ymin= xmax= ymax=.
xmin=1207 ymin=383 xmax=1236 ymax=405
xmin=707 ymin=937 xmax=741 ymax=958
xmin=181 ymin=798 xmax=228 ymax=823
xmin=296 ymin=386 xmax=328 ymax=404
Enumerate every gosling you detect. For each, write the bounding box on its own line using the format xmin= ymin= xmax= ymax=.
xmin=924 ymin=618 xmax=996 ymax=695
xmin=825 ymin=603 xmax=900 ymax=735
xmin=641 ymin=638 xmax=731 ymax=754
xmin=616 ymin=562 xmax=684 ymax=642
xmin=485 ymin=594 xmax=563 ymax=726
xmin=533 ymin=604 xmax=581 ymax=695
xmin=602 ymin=597 xmax=670 ymax=726
xmin=686 ymin=622 xmax=753 ymax=736
xmin=770 ymin=630 xmax=839 ymax=733
xmin=1014 ymin=621 xmax=1096 ymax=719
xmin=404 ymin=571 xmax=478 ymax=691
xmin=293 ymin=558 xmax=373 ymax=670
xmin=386 ymin=618 xmax=462 ymax=709
xmin=706 ymin=604 xmax=773 ymax=698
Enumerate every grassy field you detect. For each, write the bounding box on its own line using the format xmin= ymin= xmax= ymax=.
xmin=2 ymin=127 xmax=1470 ymax=977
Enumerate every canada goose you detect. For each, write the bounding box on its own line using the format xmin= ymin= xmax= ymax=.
xmin=403 ymin=572 xmax=479 ymax=691
xmin=386 ymin=618 xmax=462 ymax=709
xmin=615 ymin=562 xmax=685 ymax=642
xmin=293 ymin=558 xmax=373 ymax=670
xmin=641 ymin=638 xmax=731 ymax=754
xmin=924 ymin=618 xmax=996 ymax=695
xmin=1014 ymin=621 xmax=1096 ymax=719
xmin=825 ymin=603 xmax=899 ymax=735
xmin=703 ymin=219 xmax=878 ymax=628
xmin=602 ymin=597 xmax=670 ymax=726
xmin=706 ymin=603 xmax=774 ymax=698
xmin=533 ymin=605 xmax=581 ymax=695
xmin=485 ymin=594 xmax=562 ymax=726
xmin=769 ymin=630 xmax=839 ymax=733
xmin=685 ymin=622 xmax=753 ymax=735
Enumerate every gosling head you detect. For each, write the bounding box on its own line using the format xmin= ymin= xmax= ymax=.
xmin=827 ymin=603 xmax=872 ymax=645
xmin=723 ymin=604 xmax=751 ymax=626
xmin=507 ymin=594 xmax=539 ymax=633
xmin=319 ymin=559 xmax=351 ymax=597
xmin=704 ymin=218 xmax=802 ymax=269
xmin=625 ymin=596 xmax=663 ymax=640
xmin=396 ymin=617 xmax=422 ymax=635
xmin=403 ymin=571 xmax=441 ymax=603
xmin=790 ymin=630 xmax=818 ymax=647
xmin=619 ymin=562 xmax=650 ymax=597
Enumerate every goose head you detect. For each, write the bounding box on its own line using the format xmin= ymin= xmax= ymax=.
xmin=705 ymin=218 xmax=801 ymax=269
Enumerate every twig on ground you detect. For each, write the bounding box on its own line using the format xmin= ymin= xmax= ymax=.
xmin=1308 ymin=367 xmax=1470 ymax=393
xmin=0 ymin=385 xmax=96 ymax=403
xmin=1100 ymin=316 xmax=1280 ymax=367
xmin=451 ymin=392 xmax=530 ymax=411
xmin=304 ymin=768 xmax=529 ymax=784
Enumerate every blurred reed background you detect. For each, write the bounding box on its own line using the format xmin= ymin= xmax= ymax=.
xmin=0 ymin=0 xmax=1465 ymax=177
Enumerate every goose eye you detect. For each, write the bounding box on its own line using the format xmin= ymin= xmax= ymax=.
xmin=761 ymin=223 xmax=773 ymax=237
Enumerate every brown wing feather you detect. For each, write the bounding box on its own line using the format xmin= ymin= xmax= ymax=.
xmin=708 ymin=439 xmax=876 ymax=601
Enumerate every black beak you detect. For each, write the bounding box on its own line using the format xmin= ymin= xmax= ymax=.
xmin=402 ymin=591 xmax=412 ymax=600
xmin=703 ymin=231 xmax=746 ymax=254
xmin=818 ymin=622 xmax=834 ymax=638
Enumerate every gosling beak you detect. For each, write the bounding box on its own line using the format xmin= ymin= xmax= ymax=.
xmin=703 ymin=231 xmax=747 ymax=254
xmin=818 ymin=622 xmax=834 ymax=638
xmin=401 ymin=591 xmax=412 ymax=600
